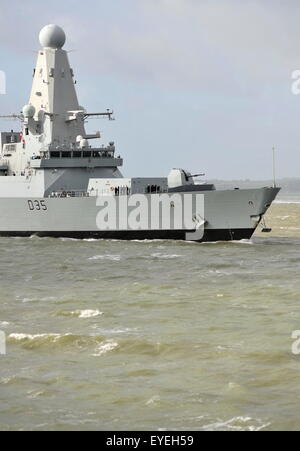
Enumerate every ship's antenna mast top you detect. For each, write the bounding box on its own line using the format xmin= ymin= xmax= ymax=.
xmin=272 ymin=146 xmax=277 ymax=188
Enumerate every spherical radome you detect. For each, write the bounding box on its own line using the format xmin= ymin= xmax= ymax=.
xmin=22 ymin=104 xmax=36 ymax=118
xmin=39 ymin=24 xmax=66 ymax=49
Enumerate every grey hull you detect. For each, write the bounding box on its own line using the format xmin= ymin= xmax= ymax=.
xmin=0 ymin=187 xmax=279 ymax=242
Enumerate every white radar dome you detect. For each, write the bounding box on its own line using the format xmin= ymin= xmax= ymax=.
xmin=22 ymin=104 xmax=36 ymax=118
xmin=39 ymin=24 xmax=66 ymax=49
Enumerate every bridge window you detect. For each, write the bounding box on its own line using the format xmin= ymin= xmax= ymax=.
xmin=50 ymin=151 xmax=60 ymax=158
xmin=62 ymin=151 xmax=71 ymax=158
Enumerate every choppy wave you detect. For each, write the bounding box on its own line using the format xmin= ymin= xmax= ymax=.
xmin=1 ymin=207 xmax=300 ymax=431
xmin=198 ymin=239 xmax=253 ymax=246
xmin=75 ymin=309 xmax=103 ymax=318
xmin=150 ymin=253 xmax=183 ymax=259
xmin=131 ymin=239 xmax=166 ymax=243
xmin=92 ymin=340 xmax=118 ymax=357
xmin=7 ymin=333 xmax=121 ymax=359
xmin=19 ymin=296 xmax=56 ymax=303
xmin=9 ymin=333 xmax=72 ymax=344
xmin=8 ymin=333 xmax=104 ymax=351
xmin=83 ymin=238 xmax=100 ymax=242
xmin=201 ymin=416 xmax=271 ymax=432
xmin=59 ymin=237 xmax=82 ymax=242
xmin=146 ymin=395 xmax=161 ymax=406
xmin=0 ymin=375 xmax=29 ymax=386
xmin=88 ymin=254 xmax=121 ymax=261
xmin=7 ymin=333 xmax=206 ymax=359
xmin=91 ymin=326 xmax=139 ymax=335
xmin=56 ymin=309 xmax=103 ymax=319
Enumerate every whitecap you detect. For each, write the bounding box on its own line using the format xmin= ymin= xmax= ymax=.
xmin=88 ymin=254 xmax=121 ymax=261
xmin=21 ymin=298 xmax=38 ymax=303
xmin=19 ymin=296 xmax=56 ymax=303
xmin=131 ymin=239 xmax=164 ymax=243
xmin=0 ymin=377 xmax=13 ymax=385
xmin=27 ymin=390 xmax=45 ymax=399
xmin=202 ymin=416 xmax=270 ymax=431
xmin=73 ymin=309 xmax=103 ymax=319
xmin=280 ymin=216 xmax=290 ymax=221
xmin=9 ymin=333 xmax=69 ymax=342
xmin=237 ymin=239 xmax=253 ymax=245
xmin=146 ymin=395 xmax=161 ymax=406
xmin=60 ymin=238 xmax=81 ymax=242
xmin=92 ymin=340 xmax=118 ymax=357
xmin=151 ymin=253 xmax=182 ymax=259
xmin=91 ymin=326 xmax=138 ymax=334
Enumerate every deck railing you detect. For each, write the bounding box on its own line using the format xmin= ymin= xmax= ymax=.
xmin=49 ymin=190 xmax=90 ymax=198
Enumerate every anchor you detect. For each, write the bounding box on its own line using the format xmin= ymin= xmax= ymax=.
xmin=260 ymin=216 xmax=272 ymax=233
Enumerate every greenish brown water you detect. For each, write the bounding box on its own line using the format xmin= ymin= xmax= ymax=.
xmin=1 ymin=201 xmax=300 ymax=431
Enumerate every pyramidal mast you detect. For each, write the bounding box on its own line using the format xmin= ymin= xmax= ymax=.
xmin=24 ymin=24 xmax=112 ymax=153
xmin=27 ymin=24 xmax=84 ymax=148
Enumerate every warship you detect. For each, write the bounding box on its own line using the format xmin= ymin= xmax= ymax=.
xmin=0 ymin=24 xmax=280 ymax=241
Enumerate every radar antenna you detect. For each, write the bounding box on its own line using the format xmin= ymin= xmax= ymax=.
xmin=83 ymin=109 xmax=115 ymax=121
xmin=0 ymin=114 xmax=23 ymax=120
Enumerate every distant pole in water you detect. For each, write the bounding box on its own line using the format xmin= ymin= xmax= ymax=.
xmin=272 ymin=146 xmax=277 ymax=188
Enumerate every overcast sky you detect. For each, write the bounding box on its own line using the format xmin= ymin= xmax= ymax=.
xmin=1 ymin=0 xmax=300 ymax=179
